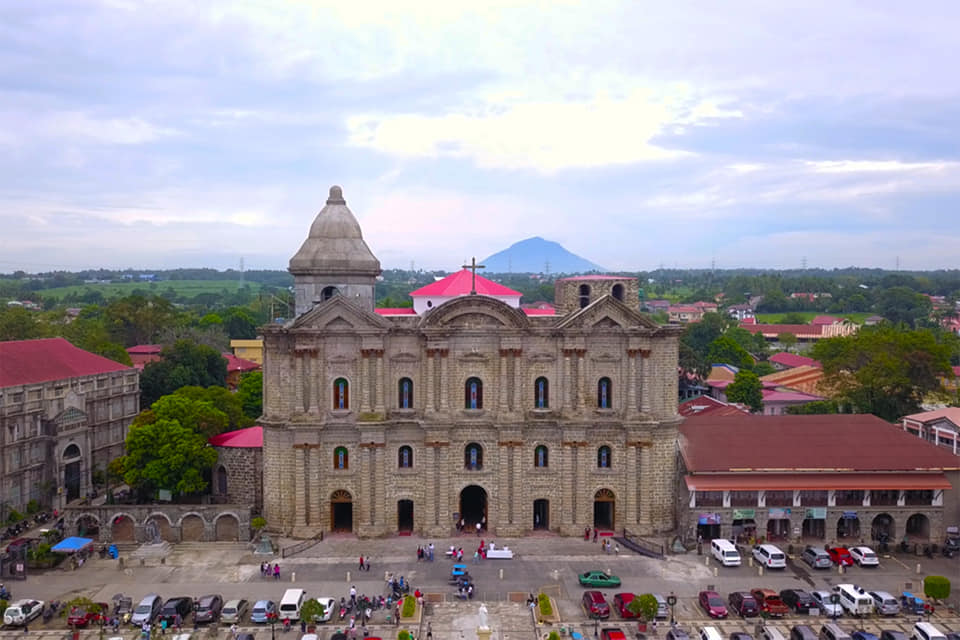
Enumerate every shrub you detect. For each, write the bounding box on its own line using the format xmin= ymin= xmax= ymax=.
xmin=25 ymin=500 xmax=40 ymax=515
xmin=630 ymin=594 xmax=659 ymax=621
xmin=398 ymin=631 xmax=411 ymax=640
xmin=548 ymin=632 xmax=560 ymax=640
xmin=6 ymin=509 xmax=23 ymax=524
xmin=299 ymin=598 xmax=325 ymax=623
xmin=537 ymin=593 xmax=553 ymax=616
xmin=924 ymin=575 xmax=951 ymax=601
xmin=401 ymin=595 xmax=416 ymax=618
xmin=0 ymin=599 xmax=7 ymax=617
xmin=251 ymin=516 xmax=267 ymax=531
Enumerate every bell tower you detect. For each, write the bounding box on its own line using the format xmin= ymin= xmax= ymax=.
xmin=288 ymin=185 xmax=381 ymax=317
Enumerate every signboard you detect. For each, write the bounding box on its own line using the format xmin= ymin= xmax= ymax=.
xmin=698 ymin=513 xmax=721 ymax=525
xmin=768 ymin=507 xmax=791 ymax=519
xmin=805 ymin=507 xmax=827 ymax=519
xmin=158 ymin=489 xmax=172 ymax=502
xmin=842 ymin=511 xmax=858 ymax=519
xmin=732 ymin=509 xmax=755 ymax=520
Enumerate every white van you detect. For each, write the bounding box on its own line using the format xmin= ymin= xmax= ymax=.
xmin=711 ymin=539 xmax=742 ymax=566
xmin=834 ymin=584 xmax=873 ymax=616
xmin=752 ymin=543 xmax=787 ymax=569
xmin=699 ymin=627 xmax=724 ymax=640
xmin=279 ymin=588 xmax=306 ymax=621
xmin=911 ymin=622 xmax=947 ymax=640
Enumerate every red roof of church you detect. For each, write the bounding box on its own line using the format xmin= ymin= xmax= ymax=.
xmin=522 ymin=308 xmax=556 ymax=316
xmin=0 ymin=338 xmax=132 ymax=388
xmin=410 ymin=270 xmax=521 ymax=297
xmin=208 ymin=425 xmax=263 ymax=448
xmin=127 ymin=344 xmax=162 ymax=354
xmin=222 ymin=353 xmax=261 ymax=373
xmin=374 ymin=308 xmax=417 ymax=315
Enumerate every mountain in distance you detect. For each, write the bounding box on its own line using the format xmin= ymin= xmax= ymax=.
xmin=481 ymin=236 xmax=606 ymax=274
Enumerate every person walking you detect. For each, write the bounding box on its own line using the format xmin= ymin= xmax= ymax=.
xmin=359 ymin=556 xmax=364 ymax=571
xmin=475 ymin=522 xmax=481 ymax=536
xmin=160 ymin=618 xmax=167 ymax=635
xmin=350 ymin=585 xmax=357 ymax=605
xmin=593 ymin=528 xmax=599 ymax=542
xmin=273 ymin=564 xmax=280 ymax=580
xmin=364 ymin=558 xmax=371 ymax=572
xmin=230 ymin=624 xmax=239 ymax=640
xmin=428 ymin=543 xmax=434 ymax=561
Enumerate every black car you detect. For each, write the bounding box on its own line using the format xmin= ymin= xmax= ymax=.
xmin=159 ymin=597 xmax=193 ymax=625
xmin=731 ymin=634 xmax=754 ymax=640
xmin=879 ymin=631 xmax=907 ymax=640
xmin=780 ymin=589 xmax=816 ymax=614
xmin=728 ymin=592 xmax=759 ymax=618
xmin=666 ymin=630 xmax=691 ymax=640
xmin=791 ymin=626 xmax=819 ymax=640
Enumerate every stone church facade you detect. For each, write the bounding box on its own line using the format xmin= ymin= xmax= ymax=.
xmin=261 ymin=186 xmax=683 ymax=538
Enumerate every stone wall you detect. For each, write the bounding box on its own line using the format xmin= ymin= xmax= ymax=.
xmin=554 ymin=277 xmax=642 ymax=315
xmin=214 ymin=446 xmax=263 ymax=514
xmin=64 ymin=503 xmax=253 ymax=543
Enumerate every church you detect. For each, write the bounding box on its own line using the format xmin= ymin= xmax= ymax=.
xmin=261 ymin=186 xmax=683 ymax=538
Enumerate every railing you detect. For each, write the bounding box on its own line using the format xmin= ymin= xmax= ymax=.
xmin=280 ymin=536 xmax=321 ymax=558
xmin=616 ymin=528 xmax=665 ymax=559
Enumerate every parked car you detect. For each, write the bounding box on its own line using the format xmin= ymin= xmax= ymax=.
xmin=849 ymin=547 xmax=879 ymax=567
xmin=195 ymin=594 xmax=223 ymax=624
xmin=311 ymin=597 xmax=336 ymax=623
xmin=221 ymin=600 xmax=249 ymax=624
xmin=3 ymin=599 xmax=44 ymax=626
xmin=879 ymin=632 xmax=907 ymax=640
xmin=652 ymin=594 xmax=670 ymax=620
xmin=159 ymin=597 xmax=194 ymax=625
xmin=601 ymin=629 xmax=627 ymax=640
xmin=613 ymin=593 xmax=638 ymax=619
xmin=810 ymin=591 xmax=842 ymax=618
xmin=791 ymin=626 xmax=819 ymax=640
xmin=750 ymin=589 xmax=789 ymax=618
xmin=698 ymin=591 xmax=728 ymax=619
xmin=250 ymin=601 xmax=276 ymax=624
xmin=728 ymin=592 xmax=759 ymax=618
xmin=801 ymin=547 xmax=833 ymax=569
xmin=781 ymin=589 xmax=816 ymax=614
xmin=130 ymin=594 xmax=163 ymax=627
xmin=827 ymin=547 xmax=854 ymax=566
xmin=579 ymin=571 xmax=621 ymax=588
xmin=583 ymin=591 xmax=611 ymax=619
xmin=852 ymin=632 xmax=878 ymax=640
xmin=868 ymin=591 xmax=899 ymax=616
xmin=667 ymin=629 xmax=692 ymax=640
xmin=731 ymin=634 xmax=754 ymax=640
xmin=67 ymin=602 xmax=109 ymax=627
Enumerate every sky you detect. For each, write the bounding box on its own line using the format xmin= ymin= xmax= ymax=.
xmin=2 ymin=0 xmax=959 ymax=273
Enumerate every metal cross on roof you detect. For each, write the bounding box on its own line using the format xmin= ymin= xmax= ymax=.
xmin=461 ymin=257 xmax=486 ymax=295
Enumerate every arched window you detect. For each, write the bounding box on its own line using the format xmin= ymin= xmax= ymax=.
xmin=578 ymin=284 xmax=591 ymax=308
xmin=598 ymin=445 xmax=611 ymax=469
xmin=398 ymin=445 xmax=413 ymax=468
xmin=535 ymin=445 xmax=549 ymax=468
xmin=612 ymin=283 xmax=624 ymax=301
xmin=398 ymin=377 xmax=414 ymax=409
xmin=465 ymin=377 xmax=483 ymax=409
xmin=597 ymin=377 xmax=612 ymax=409
xmin=321 ymin=286 xmax=339 ymax=301
xmin=334 ymin=446 xmax=349 ymax=470
xmin=534 ymin=376 xmax=549 ymax=409
xmin=465 ymin=442 xmax=483 ymax=470
xmin=333 ymin=377 xmax=349 ymax=410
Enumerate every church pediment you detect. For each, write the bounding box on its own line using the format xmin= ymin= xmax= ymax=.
xmin=290 ymin=296 xmax=390 ymax=332
xmin=555 ymin=295 xmax=660 ymax=331
xmin=419 ymin=295 xmax=530 ymax=330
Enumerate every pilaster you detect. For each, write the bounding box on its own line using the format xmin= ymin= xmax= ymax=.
xmin=426 ymin=350 xmax=436 ymax=411
xmin=512 ymin=349 xmax=523 ymax=412
xmin=577 ymin=350 xmax=587 ymax=409
xmin=640 ymin=350 xmax=652 ymax=415
xmin=359 ymin=350 xmax=372 ymax=413
xmin=639 ymin=444 xmax=652 ymax=527
xmin=307 ymin=351 xmax=319 ymax=415
xmin=498 ymin=349 xmax=509 ymax=412
xmin=625 ymin=442 xmax=639 ymax=524
xmin=308 ymin=447 xmax=322 ymax=526
xmin=294 ymin=446 xmax=306 ymax=528
xmin=626 ymin=349 xmax=639 ymax=414
xmin=374 ymin=350 xmax=385 ymax=413
xmin=438 ymin=350 xmax=449 ymax=411
xmin=294 ymin=353 xmax=305 ymax=413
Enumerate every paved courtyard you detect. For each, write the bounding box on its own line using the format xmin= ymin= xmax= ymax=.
xmin=3 ymin=534 xmax=958 ymax=640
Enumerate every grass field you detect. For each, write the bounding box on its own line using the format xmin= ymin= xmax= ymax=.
xmin=755 ymin=311 xmax=874 ymax=324
xmin=39 ymin=279 xmax=263 ymax=301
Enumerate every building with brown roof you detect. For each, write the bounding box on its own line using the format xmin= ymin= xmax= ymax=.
xmin=760 ymin=365 xmax=825 ymax=395
xmin=0 ymin=338 xmax=140 ymax=516
xmin=902 ymin=408 xmax=960 ymax=456
xmin=678 ymin=414 xmax=959 ymax=546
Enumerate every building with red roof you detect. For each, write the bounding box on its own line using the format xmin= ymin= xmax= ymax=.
xmin=678 ymin=395 xmax=750 ymax=418
xmin=740 ymin=319 xmax=857 ymax=343
xmin=768 ymin=352 xmax=821 ymax=370
xmin=902 ymin=408 xmax=960 ymax=456
xmin=0 ymin=338 xmax=140 ymax=513
xmin=209 ymin=426 xmax=264 ymax=513
xmin=222 ymin=353 xmax=261 ymax=390
xmin=126 ymin=344 xmax=163 ymax=371
xmin=408 ymin=269 xmax=522 ymax=314
xmin=678 ymin=414 xmax=959 ymax=544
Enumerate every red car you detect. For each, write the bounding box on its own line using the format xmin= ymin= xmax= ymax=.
xmin=67 ymin=603 xmax=108 ymax=628
xmin=698 ymin=591 xmax=728 ymax=619
xmin=750 ymin=589 xmax=789 ymax=618
xmin=612 ymin=593 xmax=638 ymax=619
xmin=582 ymin=591 xmax=611 ymax=619
xmin=827 ymin=547 xmax=854 ymax=566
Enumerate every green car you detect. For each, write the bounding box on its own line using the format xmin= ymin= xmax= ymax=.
xmin=578 ymin=570 xmax=621 ymax=588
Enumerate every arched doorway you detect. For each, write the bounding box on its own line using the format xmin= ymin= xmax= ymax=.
xmin=533 ymin=499 xmax=549 ymax=530
xmin=871 ymin=513 xmax=895 ymax=543
xmin=214 ymin=514 xmax=239 ymax=541
xmin=837 ymin=514 xmax=860 ymax=539
xmin=181 ymin=514 xmax=205 ymax=541
xmin=905 ymin=513 xmax=930 ymax=539
xmin=331 ymin=490 xmax=353 ymax=532
xmin=766 ymin=518 xmax=790 ymax=541
xmin=76 ymin=514 xmax=100 ymax=537
xmin=111 ymin=515 xmax=135 ymax=542
xmin=147 ymin=515 xmax=174 ymax=542
xmin=460 ymin=485 xmax=488 ymax=530
xmin=63 ymin=444 xmax=82 ymax=501
xmin=397 ymin=500 xmax=414 ymax=533
xmin=593 ymin=488 xmax=615 ymax=531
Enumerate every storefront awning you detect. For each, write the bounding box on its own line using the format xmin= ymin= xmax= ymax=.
xmin=685 ymin=472 xmax=951 ymax=491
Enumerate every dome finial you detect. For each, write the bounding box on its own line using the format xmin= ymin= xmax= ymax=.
xmin=327 ymin=185 xmax=345 ymax=205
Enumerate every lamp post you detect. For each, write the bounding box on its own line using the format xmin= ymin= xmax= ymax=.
xmin=830 ymin=593 xmax=840 ymax=623
xmin=667 ymin=593 xmax=678 ymax=626
xmin=593 ymin=612 xmax=599 ymax=638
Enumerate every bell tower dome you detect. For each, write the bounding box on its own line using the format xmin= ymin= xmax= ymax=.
xmin=289 ymin=185 xmax=381 ymax=316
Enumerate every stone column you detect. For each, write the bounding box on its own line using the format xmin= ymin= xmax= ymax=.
xmin=375 ymin=351 xmax=386 ymax=414
xmin=640 ymin=350 xmax=652 ymax=415
xmin=627 ymin=350 xmax=639 ymax=413
xmin=426 ymin=350 xmax=436 ymax=411
xmin=360 ymin=446 xmax=373 ymax=528
xmin=294 ymin=447 xmax=306 ymax=528
xmin=316 ymin=343 xmax=326 ymax=413
xmin=307 ymin=351 xmax=319 ymax=414
xmin=424 ymin=444 xmax=437 ymax=529
xmin=498 ymin=350 xmax=509 ymax=413
xmin=625 ymin=443 xmax=638 ymax=525
xmin=308 ymin=447 xmax=322 ymax=527
xmin=512 ymin=444 xmax=523 ymax=527
xmin=438 ymin=350 xmax=449 ymax=411
xmin=374 ymin=445 xmax=385 ymax=532
xmin=359 ymin=350 xmax=372 ymax=413
xmin=562 ymin=350 xmax=573 ymax=412
xmin=577 ymin=350 xmax=587 ymax=409
xmin=436 ymin=444 xmax=450 ymax=529
xmin=639 ymin=445 xmax=652 ymax=527
xmin=294 ymin=353 xmax=305 ymax=413
xmin=512 ymin=349 xmax=523 ymax=412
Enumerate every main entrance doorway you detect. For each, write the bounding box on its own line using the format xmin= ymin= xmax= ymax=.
xmin=63 ymin=444 xmax=82 ymax=501
xmin=398 ymin=499 xmax=414 ymax=533
xmin=459 ymin=485 xmax=488 ymax=530
xmin=533 ymin=499 xmax=549 ymax=530
xmin=593 ymin=488 xmax=615 ymax=530
xmin=330 ymin=490 xmax=353 ymax=532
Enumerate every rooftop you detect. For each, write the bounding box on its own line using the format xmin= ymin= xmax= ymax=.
xmin=0 ymin=338 xmax=132 ymax=388
xmin=221 ymin=353 xmax=261 ymax=373
xmin=208 ymin=425 xmax=263 ymax=448
xmin=769 ymin=352 xmax=821 ymax=369
xmin=410 ymin=269 xmax=521 ymax=297
xmin=903 ymin=407 xmax=960 ymax=425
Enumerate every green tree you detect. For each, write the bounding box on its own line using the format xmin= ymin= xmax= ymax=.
xmin=0 ymin=306 xmax=46 ymax=341
xmin=786 ymin=399 xmax=841 ymax=415
xmin=726 ymin=370 xmax=763 ymax=412
xmin=777 ymin=333 xmax=798 ymax=351
xmin=923 ymin=575 xmax=951 ymax=600
xmin=627 ymin=593 xmax=659 ymax=621
xmin=876 ymin=286 xmax=933 ymax=328
xmin=811 ymin=325 xmax=953 ymax=421
xmin=120 ymin=417 xmax=218 ymax=497
xmin=706 ymin=335 xmax=754 ymax=370
xmin=144 ymin=394 xmax=229 ymax=439
xmin=780 ymin=312 xmax=809 ymax=324
xmin=237 ymin=371 xmax=263 ymax=420
xmin=104 ymin=294 xmax=182 ymax=345
xmin=173 ymin=385 xmax=253 ymax=431
xmin=140 ymin=340 xmax=227 ymax=406
xmin=299 ymin=598 xmax=327 ymax=624
xmin=223 ymin=308 xmax=259 ymax=339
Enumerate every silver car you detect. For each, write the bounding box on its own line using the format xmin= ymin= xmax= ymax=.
xmin=811 ymin=591 xmax=842 ymax=618
xmin=801 ymin=546 xmax=832 ymax=569
xmin=653 ymin=593 xmax=670 ymax=620
xmin=868 ymin=591 xmax=900 ymax=616
xmin=221 ymin=599 xmax=249 ymax=624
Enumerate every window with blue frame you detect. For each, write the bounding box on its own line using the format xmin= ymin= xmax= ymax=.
xmin=535 ymin=445 xmax=549 ymax=468
xmin=333 ymin=377 xmax=349 ymax=410
xmin=465 ymin=443 xmax=483 ymax=469
xmin=465 ymin=377 xmax=483 ymax=409
xmin=597 ymin=377 xmax=612 ymax=409
xmin=597 ymin=445 xmax=611 ymax=469
xmin=398 ymin=377 xmax=414 ymax=409
xmin=534 ymin=376 xmax=549 ymax=409
xmin=334 ymin=446 xmax=349 ymax=470
xmin=398 ymin=445 xmax=413 ymax=468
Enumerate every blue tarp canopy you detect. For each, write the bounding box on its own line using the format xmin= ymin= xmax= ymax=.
xmin=51 ymin=536 xmax=94 ymax=553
